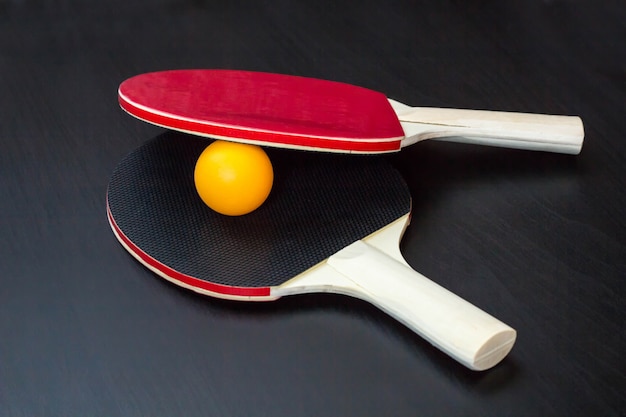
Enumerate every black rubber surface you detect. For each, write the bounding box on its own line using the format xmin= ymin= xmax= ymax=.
xmin=107 ymin=132 xmax=411 ymax=288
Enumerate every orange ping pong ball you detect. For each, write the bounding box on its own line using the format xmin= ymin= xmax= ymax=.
xmin=194 ymin=140 xmax=274 ymax=216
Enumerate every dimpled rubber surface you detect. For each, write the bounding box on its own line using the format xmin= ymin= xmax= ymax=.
xmin=106 ymin=132 xmax=410 ymax=290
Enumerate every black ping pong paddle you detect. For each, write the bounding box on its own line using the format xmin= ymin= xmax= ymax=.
xmin=106 ymin=132 xmax=516 ymax=370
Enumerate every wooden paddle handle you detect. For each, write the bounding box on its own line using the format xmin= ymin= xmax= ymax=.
xmin=390 ymin=100 xmax=584 ymax=154
xmin=328 ymin=240 xmax=516 ymax=371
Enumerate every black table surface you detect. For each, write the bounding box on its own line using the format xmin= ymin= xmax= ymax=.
xmin=1 ymin=1 xmax=624 ymax=416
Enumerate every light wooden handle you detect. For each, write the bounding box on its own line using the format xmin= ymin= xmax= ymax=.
xmin=327 ymin=240 xmax=516 ymax=371
xmin=389 ymin=100 xmax=584 ymax=154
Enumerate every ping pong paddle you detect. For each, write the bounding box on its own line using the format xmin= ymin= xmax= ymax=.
xmin=106 ymin=132 xmax=516 ymax=371
xmin=118 ymin=69 xmax=584 ymax=154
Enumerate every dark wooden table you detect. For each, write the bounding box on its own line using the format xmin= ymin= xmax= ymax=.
xmin=1 ymin=1 xmax=624 ymax=415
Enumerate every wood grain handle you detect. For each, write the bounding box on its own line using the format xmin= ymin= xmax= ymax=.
xmin=389 ymin=100 xmax=584 ymax=154
xmin=328 ymin=240 xmax=516 ymax=371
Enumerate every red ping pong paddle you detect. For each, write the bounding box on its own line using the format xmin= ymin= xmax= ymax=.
xmin=118 ymin=69 xmax=584 ymax=154
xmin=106 ymin=133 xmax=516 ymax=371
